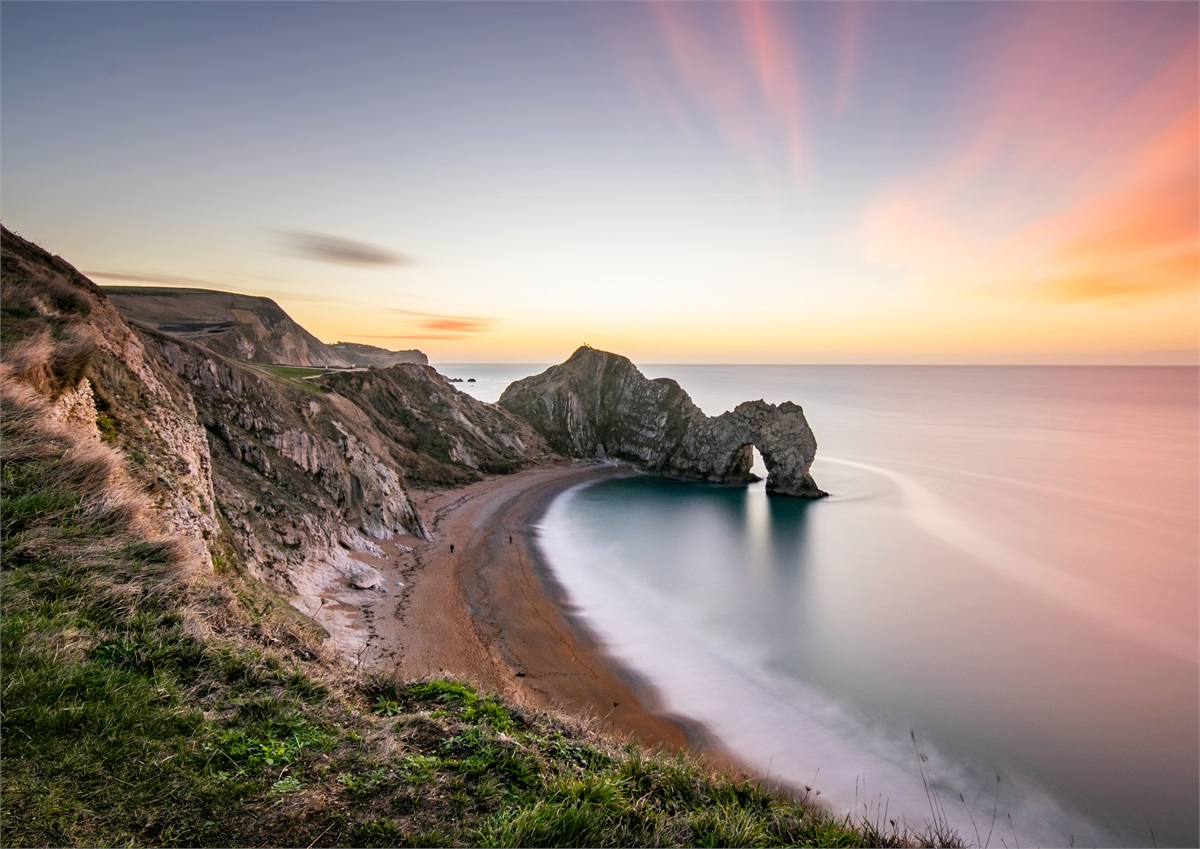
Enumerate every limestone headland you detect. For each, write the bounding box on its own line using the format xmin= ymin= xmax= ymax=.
xmin=499 ymin=345 xmax=826 ymax=498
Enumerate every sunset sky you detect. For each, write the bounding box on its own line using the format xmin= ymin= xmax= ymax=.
xmin=3 ymin=1 xmax=1197 ymax=363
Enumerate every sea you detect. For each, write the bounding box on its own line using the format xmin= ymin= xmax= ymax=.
xmin=435 ymin=362 xmax=1199 ymax=848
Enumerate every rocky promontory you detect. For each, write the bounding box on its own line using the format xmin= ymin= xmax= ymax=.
xmin=499 ymin=346 xmax=826 ymax=497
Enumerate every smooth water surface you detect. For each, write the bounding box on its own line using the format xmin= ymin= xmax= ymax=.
xmin=448 ymin=364 xmax=1199 ymax=847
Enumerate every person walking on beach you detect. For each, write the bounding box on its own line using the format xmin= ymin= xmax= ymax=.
xmin=450 ymin=543 xmax=455 ymax=554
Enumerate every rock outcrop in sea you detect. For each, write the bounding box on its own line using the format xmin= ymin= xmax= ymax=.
xmin=498 ymin=346 xmax=826 ymax=497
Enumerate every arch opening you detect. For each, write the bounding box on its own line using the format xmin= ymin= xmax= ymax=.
xmin=750 ymin=445 xmax=768 ymax=481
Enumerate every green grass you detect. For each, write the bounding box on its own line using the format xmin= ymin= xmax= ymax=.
xmin=0 ymin=371 xmax=958 ymax=847
xmin=250 ymin=363 xmax=332 ymax=394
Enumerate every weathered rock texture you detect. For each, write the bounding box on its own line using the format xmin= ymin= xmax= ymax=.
xmin=499 ymin=346 xmax=826 ymax=497
xmin=329 ymin=342 xmax=428 ymax=368
xmin=104 ymin=286 xmax=353 ymax=367
xmin=153 ymin=335 xmax=429 ymax=594
xmin=323 ymin=365 xmax=550 ymax=484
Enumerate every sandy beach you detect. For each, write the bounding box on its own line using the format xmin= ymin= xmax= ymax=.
xmin=351 ymin=460 xmax=726 ymax=756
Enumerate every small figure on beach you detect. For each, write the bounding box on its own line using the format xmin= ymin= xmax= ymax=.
xmin=450 ymin=543 xmax=455 ymax=553
xmin=509 ymin=535 xmax=513 ymax=544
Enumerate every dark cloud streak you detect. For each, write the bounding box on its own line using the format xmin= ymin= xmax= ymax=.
xmin=88 ymin=271 xmax=345 ymax=305
xmin=88 ymin=270 xmax=229 ymax=289
xmin=279 ymin=230 xmax=410 ymax=267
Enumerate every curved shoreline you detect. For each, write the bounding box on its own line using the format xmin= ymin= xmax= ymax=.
xmin=360 ymin=461 xmax=747 ymax=767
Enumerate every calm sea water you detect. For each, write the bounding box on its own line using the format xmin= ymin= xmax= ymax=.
xmin=440 ymin=363 xmax=1199 ymax=847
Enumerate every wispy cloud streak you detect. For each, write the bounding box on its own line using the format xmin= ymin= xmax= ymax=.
xmin=388 ymin=309 xmax=494 ymax=340
xmin=279 ymin=230 xmax=410 ymax=267
xmin=860 ymin=4 xmax=1198 ymax=303
xmin=603 ymin=1 xmax=809 ymax=183
xmin=88 ymin=270 xmax=229 ymax=289
xmin=833 ymin=1 xmax=863 ymax=118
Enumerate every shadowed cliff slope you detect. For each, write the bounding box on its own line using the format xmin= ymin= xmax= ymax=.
xmin=499 ymin=346 xmax=826 ymax=497
xmin=323 ymin=365 xmax=549 ymax=483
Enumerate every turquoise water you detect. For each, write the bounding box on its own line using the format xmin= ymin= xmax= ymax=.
xmin=443 ymin=363 xmax=1199 ymax=847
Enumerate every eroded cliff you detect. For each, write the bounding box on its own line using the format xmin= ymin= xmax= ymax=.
xmin=1 ymin=226 xmax=549 ymax=643
xmin=499 ymin=346 xmax=826 ymax=497
xmin=323 ymin=365 xmax=549 ymax=484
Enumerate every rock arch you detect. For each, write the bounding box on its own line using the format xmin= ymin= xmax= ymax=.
xmin=499 ymin=347 xmax=826 ymax=498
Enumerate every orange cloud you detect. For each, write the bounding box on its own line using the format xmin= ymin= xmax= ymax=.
xmin=860 ymin=9 xmax=1198 ymax=305
xmin=388 ymin=309 xmax=494 ymax=340
xmin=1016 ymin=107 xmax=1199 ymax=301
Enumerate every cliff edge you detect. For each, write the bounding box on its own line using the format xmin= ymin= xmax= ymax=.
xmin=498 ymin=346 xmax=826 ymax=497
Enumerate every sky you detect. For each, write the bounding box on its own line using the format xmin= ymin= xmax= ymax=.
xmin=2 ymin=1 xmax=1197 ymax=364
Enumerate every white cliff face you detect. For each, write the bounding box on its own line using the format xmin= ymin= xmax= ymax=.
xmin=49 ymin=377 xmax=101 ymax=437
xmin=134 ymin=306 xmax=550 ymax=607
xmin=499 ymin=346 xmax=826 ymax=498
xmin=156 ymin=337 xmax=431 ymax=594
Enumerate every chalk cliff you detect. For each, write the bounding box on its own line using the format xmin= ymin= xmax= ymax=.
xmin=499 ymin=346 xmax=826 ymax=497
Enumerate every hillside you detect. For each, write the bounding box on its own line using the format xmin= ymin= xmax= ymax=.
xmin=330 ymin=341 xmax=428 ymax=368
xmin=103 ymin=286 xmax=353 ymax=367
xmin=0 ymin=226 xmax=947 ymax=847
xmin=3 ymin=228 xmax=551 ymax=655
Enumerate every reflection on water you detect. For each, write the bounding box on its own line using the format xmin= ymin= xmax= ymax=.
xmin=537 ymin=366 xmax=1199 ymax=848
